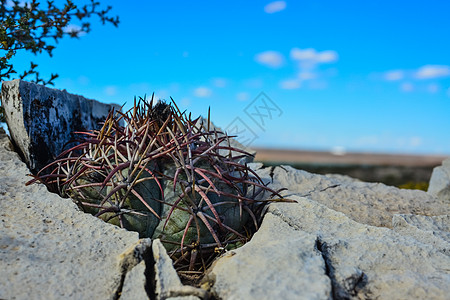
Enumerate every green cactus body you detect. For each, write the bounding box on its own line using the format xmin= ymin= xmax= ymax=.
xmin=105 ymin=168 xmax=162 ymax=237
xmin=66 ymin=167 xmax=162 ymax=238
xmin=152 ymin=159 xmax=249 ymax=252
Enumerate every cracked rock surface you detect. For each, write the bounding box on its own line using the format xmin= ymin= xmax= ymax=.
xmin=206 ymin=165 xmax=450 ymax=299
xmin=392 ymin=214 xmax=449 ymax=256
xmin=1 ymin=125 xmax=449 ymax=300
xmin=121 ymin=260 xmax=148 ymax=300
xmin=257 ymin=164 xmax=449 ymax=228
xmin=153 ymin=239 xmax=204 ymax=300
xmin=267 ymin=198 xmax=449 ymax=299
xmin=203 ymin=212 xmax=331 ymax=299
xmin=0 ymin=131 xmax=147 ymax=300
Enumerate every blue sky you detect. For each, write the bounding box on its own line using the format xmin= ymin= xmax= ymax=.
xmin=6 ymin=0 xmax=450 ymax=155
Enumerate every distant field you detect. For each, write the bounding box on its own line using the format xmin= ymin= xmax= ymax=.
xmin=253 ymin=148 xmax=449 ymax=189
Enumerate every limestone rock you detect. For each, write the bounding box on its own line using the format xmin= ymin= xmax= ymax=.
xmin=257 ymin=165 xmax=448 ymax=228
xmin=153 ymin=239 xmax=207 ymax=300
xmin=428 ymin=158 xmax=450 ymax=202
xmin=206 ymin=164 xmax=449 ymax=299
xmin=118 ymin=238 xmax=152 ymax=270
xmin=266 ymin=198 xmax=450 ymax=300
xmin=204 ymin=213 xmax=332 ymax=300
xmin=153 ymin=238 xmax=184 ymax=297
xmin=118 ymin=237 xmax=153 ymax=300
xmin=1 ymin=79 xmax=120 ymax=173
xmin=166 ymin=297 xmax=201 ymax=300
xmin=121 ymin=261 xmax=149 ymax=300
xmin=392 ymin=214 xmax=449 ymax=256
xmin=0 ymin=131 xmax=143 ymax=300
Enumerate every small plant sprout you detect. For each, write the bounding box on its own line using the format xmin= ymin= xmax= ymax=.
xmin=27 ymin=96 xmax=291 ymax=283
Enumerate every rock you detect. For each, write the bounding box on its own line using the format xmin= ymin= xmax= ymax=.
xmin=152 ymin=239 xmax=206 ymax=300
xmin=265 ymin=198 xmax=450 ymax=299
xmin=203 ymin=213 xmax=332 ymax=300
xmin=153 ymin=238 xmax=184 ymax=297
xmin=1 ymin=79 xmax=120 ymax=173
xmin=256 ymin=165 xmax=448 ymax=228
xmin=0 ymin=132 xmax=149 ymax=300
xmin=3 ymin=93 xmax=450 ymax=300
xmin=206 ymin=165 xmax=450 ymax=299
xmin=325 ymin=173 xmax=360 ymax=184
xmin=119 ymin=238 xmax=153 ymax=272
xmin=392 ymin=214 xmax=449 ymax=256
xmin=121 ymin=261 xmax=149 ymax=300
xmin=428 ymin=158 xmax=450 ymax=202
xmin=166 ymin=297 xmax=201 ymax=300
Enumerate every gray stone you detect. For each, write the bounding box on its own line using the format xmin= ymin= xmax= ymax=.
xmin=0 ymin=132 xmax=147 ymax=300
xmin=166 ymin=297 xmax=201 ymax=300
xmin=257 ymin=165 xmax=448 ymax=228
xmin=325 ymin=173 xmax=360 ymax=184
xmin=428 ymin=158 xmax=450 ymax=202
xmin=204 ymin=213 xmax=332 ymax=300
xmin=118 ymin=238 xmax=153 ymax=300
xmin=153 ymin=238 xmax=184 ymax=297
xmin=265 ymin=197 xmax=450 ymax=300
xmin=121 ymin=261 xmax=149 ymax=300
xmin=206 ymin=164 xmax=450 ymax=299
xmin=153 ymin=239 xmax=207 ymax=300
xmin=1 ymin=79 xmax=120 ymax=173
xmin=393 ymin=214 xmax=449 ymax=256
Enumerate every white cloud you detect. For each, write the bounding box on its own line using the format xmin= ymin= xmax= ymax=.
xmin=415 ymin=65 xmax=450 ymax=79
xmin=291 ymin=48 xmax=316 ymax=60
xmin=212 ymin=78 xmax=227 ymax=88
xmin=316 ymin=50 xmax=339 ymax=63
xmin=254 ymin=51 xmax=284 ymax=68
xmin=290 ymin=48 xmax=338 ymax=64
xmin=400 ymin=82 xmax=414 ymax=92
xmin=276 ymin=48 xmax=339 ymax=91
xmin=384 ymin=70 xmax=404 ymax=81
xmin=193 ymin=87 xmax=212 ymax=98
xmin=236 ymin=92 xmax=250 ymax=101
xmin=264 ymin=1 xmax=286 ymax=14
xmin=280 ymin=79 xmax=301 ymax=89
xmin=104 ymin=86 xmax=118 ymax=96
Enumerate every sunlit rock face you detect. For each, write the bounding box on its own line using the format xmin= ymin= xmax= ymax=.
xmin=428 ymin=158 xmax=450 ymax=203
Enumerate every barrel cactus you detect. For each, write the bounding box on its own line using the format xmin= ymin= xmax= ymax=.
xmin=27 ymin=97 xmax=288 ymax=281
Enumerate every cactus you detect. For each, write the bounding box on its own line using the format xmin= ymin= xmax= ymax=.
xmin=27 ymin=97 xmax=289 ymax=281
